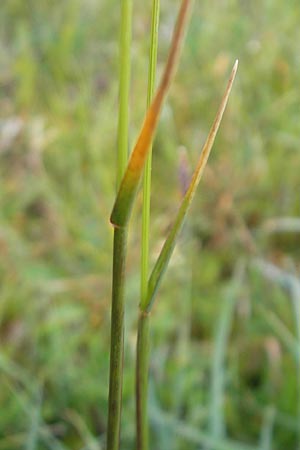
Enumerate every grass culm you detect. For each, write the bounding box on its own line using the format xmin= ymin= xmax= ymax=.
xmin=108 ymin=0 xmax=237 ymax=449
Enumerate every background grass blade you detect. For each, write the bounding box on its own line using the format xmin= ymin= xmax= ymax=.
xmin=110 ymin=0 xmax=192 ymax=228
xmin=209 ymin=262 xmax=245 ymax=444
xmin=252 ymin=258 xmax=300 ymax=447
xmin=150 ymin=406 xmax=259 ymax=450
xmin=145 ymin=60 xmax=238 ymax=312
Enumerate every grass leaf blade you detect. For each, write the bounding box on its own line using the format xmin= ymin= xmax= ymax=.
xmin=110 ymin=0 xmax=192 ymax=228
xmin=145 ymin=60 xmax=238 ymax=312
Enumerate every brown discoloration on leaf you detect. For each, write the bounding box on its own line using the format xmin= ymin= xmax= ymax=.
xmin=110 ymin=0 xmax=193 ymax=228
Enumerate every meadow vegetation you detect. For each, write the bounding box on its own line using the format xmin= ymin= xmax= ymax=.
xmin=1 ymin=0 xmax=300 ymax=449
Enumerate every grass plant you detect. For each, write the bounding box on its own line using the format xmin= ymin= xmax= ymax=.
xmin=3 ymin=1 xmax=300 ymax=449
xmin=135 ymin=59 xmax=237 ymax=449
xmin=108 ymin=1 xmax=192 ymax=448
xmin=109 ymin=0 xmax=237 ymax=448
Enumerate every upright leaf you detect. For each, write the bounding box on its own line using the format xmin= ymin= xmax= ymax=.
xmin=145 ymin=60 xmax=238 ymax=312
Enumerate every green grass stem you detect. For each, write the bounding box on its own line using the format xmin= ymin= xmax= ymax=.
xmin=140 ymin=0 xmax=160 ymax=308
xmin=136 ymin=1 xmax=160 ymax=449
xmin=107 ymin=1 xmax=132 ymax=449
xmin=116 ymin=0 xmax=132 ymax=187
xmin=107 ymin=227 xmax=127 ymax=450
xmin=136 ymin=313 xmax=151 ymax=450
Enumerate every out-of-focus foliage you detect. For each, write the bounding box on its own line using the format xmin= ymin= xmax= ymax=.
xmin=1 ymin=0 xmax=300 ymax=449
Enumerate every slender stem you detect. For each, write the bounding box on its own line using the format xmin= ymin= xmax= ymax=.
xmin=137 ymin=2 xmax=160 ymax=450
xmin=107 ymin=1 xmax=132 ymax=449
xmin=136 ymin=313 xmax=151 ymax=450
xmin=117 ymin=0 xmax=133 ymax=187
xmin=107 ymin=227 xmax=127 ymax=450
xmin=140 ymin=0 xmax=160 ymax=307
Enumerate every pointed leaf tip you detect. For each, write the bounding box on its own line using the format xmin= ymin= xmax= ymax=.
xmin=143 ymin=61 xmax=238 ymax=312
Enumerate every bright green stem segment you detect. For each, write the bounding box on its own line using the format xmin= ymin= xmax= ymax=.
xmin=136 ymin=313 xmax=151 ymax=450
xmin=107 ymin=228 xmax=127 ymax=450
xmin=117 ymin=0 xmax=132 ymax=187
xmin=137 ymin=3 xmax=160 ymax=449
xmin=107 ymin=1 xmax=132 ymax=449
xmin=141 ymin=0 xmax=160 ymax=307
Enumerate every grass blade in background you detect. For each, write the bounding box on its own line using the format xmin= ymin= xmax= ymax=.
xmin=26 ymin=390 xmax=43 ymax=450
xmin=150 ymin=406 xmax=259 ymax=450
xmin=259 ymin=407 xmax=275 ymax=450
xmin=209 ymin=262 xmax=245 ymax=443
xmin=145 ymin=60 xmax=238 ymax=312
xmin=116 ymin=0 xmax=133 ymax=187
xmin=252 ymin=258 xmax=300 ymax=448
xmin=110 ymin=0 xmax=192 ymax=229
xmin=291 ymin=281 xmax=300 ymax=450
xmin=136 ymin=1 xmax=160 ymax=449
xmin=106 ymin=1 xmax=132 ymax=449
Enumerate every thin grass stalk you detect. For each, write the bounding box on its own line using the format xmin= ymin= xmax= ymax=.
xmin=107 ymin=1 xmax=132 ymax=449
xmin=136 ymin=2 xmax=160 ymax=449
xmin=136 ymin=312 xmax=151 ymax=450
xmin=107 ymin=228 xmax=127 ymax=450
xmin=140 ymin=0 xmax=160 ymax=306
xmin=116 ymin=0 xmax=132 ymax=186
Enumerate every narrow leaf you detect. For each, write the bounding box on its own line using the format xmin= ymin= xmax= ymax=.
xmin=110 ymin=0 xmax=192 ymax=228
xmin=145 ymin=60 xmax=238 ymax=312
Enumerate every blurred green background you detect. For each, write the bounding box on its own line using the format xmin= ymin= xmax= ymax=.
xmin=1 ymin=0 xmax=300 ymax=448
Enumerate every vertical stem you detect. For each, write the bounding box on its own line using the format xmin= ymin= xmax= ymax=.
xmin=140 ymin=0 xmax=160 ymax=306
xmin=117 ymin=0 xmax=133 ymax=187
xmin=137 ymin=2 xmax=160 ymax=450
xmin=136 ymin=313 xmax=151 ymax=450
xmin=291 ymin=283 xmax=300 ymax=450
xmin=107 ymin=1 xmax=132 ymax=449
xmin=107 ymin=227 xmax=127 ymax=450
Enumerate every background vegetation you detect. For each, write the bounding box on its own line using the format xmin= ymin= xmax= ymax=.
xmin=1 ymin=0 xmax=300 ymax=448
